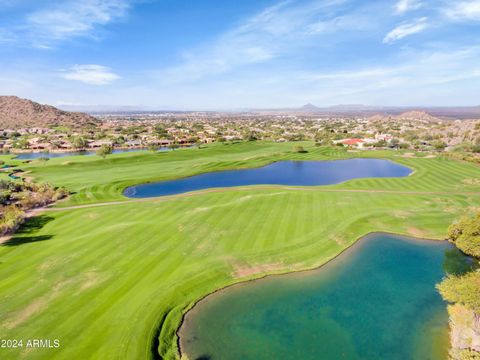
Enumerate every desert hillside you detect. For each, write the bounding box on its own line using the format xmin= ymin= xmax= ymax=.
xmin=0 ymin=96 xmax=100 ymax=129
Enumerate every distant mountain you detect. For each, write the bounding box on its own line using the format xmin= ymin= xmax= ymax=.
xmin=299 ymin=104 xmax=378 ymax=112
xmin=274 ymin=104 xmax=480 ymax=119
xmin=0 ymin=96 xmax=100 ymax=129
xmin=300 ymin=103 xmax=322 ymax=112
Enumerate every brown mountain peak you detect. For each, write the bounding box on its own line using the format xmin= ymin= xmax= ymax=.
xmin=0 ymin=96 xmax=100 ymax=129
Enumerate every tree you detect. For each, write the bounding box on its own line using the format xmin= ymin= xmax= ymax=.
xmin=38 ymin=156 xmax=50 ymax=165
xmin=389 ymin=138 xmax=400 ymax=148
xmin=431 ymin=140 xmax=447 ymax=151
xmin=72 ymin=136 xmax=87 ymax=150
xmin=244 ymin=131 xmax=259 ymax=141
xmin=294 ymin=145 xmax=307 ymax=153
xmin=96 ymin=144 xmax=113 ymax=158
xmin=448 ymin=211 xmax=480 ymax=258
xmin=13 ymin=138 xmax=28 ymax=149
xmin=373 ymin=140 xmax=388 ymax=148
xmin=437 ymin=272 xmax=480 ymax=313
xmin=147 ymin=143 xmax=158 ymax=152
xmin=0 ymin=205 xmax=25 ymax=235
xmin=315 ymin=131 xmax=333 ymax=146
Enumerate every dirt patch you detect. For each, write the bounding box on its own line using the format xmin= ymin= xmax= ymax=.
xmin=3 ymin=298 xmax=49 ymax=330
xmin=407 ymin=226 xmax=427 ymax=238
xmin=2 ymin=280 xmax=69 ymax=330
xmin=331 ymin=235 xmax=348 ymax=246
xmin=38 ymin=258 xmax=57 ymax=272
xmin=401 ymin=153 xmax=436 ymax=159
xmin=79 ymin=271 xmax=105 ymax=292
xmin=189 ymin=193 xmax=283 ymax=214
xmin=393 ymin=210 xmax=413 ymax=219
xmin=232 ymin=262 xmax=285 ymax=278
xmin=85 ymin=212 xmax=101 ymax=220
xmin=463 ymin=178 xmax=480 ymax=186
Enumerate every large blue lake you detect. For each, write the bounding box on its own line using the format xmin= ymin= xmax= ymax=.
xmin=124 ymin=159 xmax=412 ymax=198
xmin=179 ymin=234 xmax=473 ymax=360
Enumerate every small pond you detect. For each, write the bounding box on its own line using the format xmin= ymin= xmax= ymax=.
xmin=179 ymin=233 xmax=473 ymax=360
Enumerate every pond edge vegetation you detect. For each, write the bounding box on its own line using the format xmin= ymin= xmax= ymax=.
xmin=437 ymin=211 xmax=480 ymax=360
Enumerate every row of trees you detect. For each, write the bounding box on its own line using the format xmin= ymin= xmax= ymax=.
xmin=95 ymin=142 xmax=185 ymax=159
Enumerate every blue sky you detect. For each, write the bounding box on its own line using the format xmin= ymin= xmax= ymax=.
xmin=0 ymin=0 xmax=480 ymax=109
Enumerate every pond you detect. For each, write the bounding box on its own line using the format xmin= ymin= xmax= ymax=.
xmin=179 ymin=233 xmax=473 ymax=360
xmin=12 ymin=147 xmax=171 ymax=160
xmin=124 ymin=159 xmax=412 ymax=198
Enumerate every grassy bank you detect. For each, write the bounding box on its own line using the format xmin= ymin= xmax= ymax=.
xmin=0 ymin=142 xmax=480 ymax=359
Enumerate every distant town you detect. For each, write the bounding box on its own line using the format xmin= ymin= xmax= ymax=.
xmin=1 ymin=110 xmax=479 ymax=159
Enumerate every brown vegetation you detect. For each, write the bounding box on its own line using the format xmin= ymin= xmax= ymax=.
xmin=0 ymin=180 xmax=68 ymax=236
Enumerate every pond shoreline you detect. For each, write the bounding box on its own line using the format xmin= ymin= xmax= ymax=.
xmin=174 ymin=231 xmax=447 ymax=359
xmin=126 ymin=158 xmax=413 ymax=198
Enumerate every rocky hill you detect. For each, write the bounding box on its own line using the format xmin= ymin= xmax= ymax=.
xmin=368 ymin=111 xmax=443 ymax=124
xmin=394 ymin=111 xmax=442 ymax=123
xmin=0 ymin=96 xmax=100 ymax=129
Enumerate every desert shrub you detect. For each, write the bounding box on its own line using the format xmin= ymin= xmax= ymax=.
xmin=96 ymin=144 xmax=113 ymax=158
xmin=0 ymin=205 xmax=25 ymax=235
xmin=457 ymin=349 xmax=480 ymax=360
xmin=294 ymin=145 xmax=307 ymax=153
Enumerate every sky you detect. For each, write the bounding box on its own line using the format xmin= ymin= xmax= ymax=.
xmin=0 ymin=0 xmax=480 ymax=109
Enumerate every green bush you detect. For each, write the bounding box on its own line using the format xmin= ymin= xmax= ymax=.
xmin=448 ymin=212 xmax=480 ymax=258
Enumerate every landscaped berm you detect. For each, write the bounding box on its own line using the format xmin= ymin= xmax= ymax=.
xmin=1 ymin=141 xmax=480 ymax=359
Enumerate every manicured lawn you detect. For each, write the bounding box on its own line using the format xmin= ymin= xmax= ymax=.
xmin=0 ymin=142 xmax=479 ymax=359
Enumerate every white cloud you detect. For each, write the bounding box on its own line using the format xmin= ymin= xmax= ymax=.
xmin=395 ymin=0 xmax=423 ymax=14
xmin=305 ymin=16 xmax=359 ymax=35
xmin=1 ymin=0 xmax=132 ymax=47
xmin=304 ymin=68 xmax=397 ymax=81
xmin=445 ymin=1 xmax=480 ymax=20
xmin=298 ymin=47 xmax=480 ymax=102
xmin=383 ymin=17 xmax=428 ymax=43
xmin=61 ymin=65 xmax=120 ymax=85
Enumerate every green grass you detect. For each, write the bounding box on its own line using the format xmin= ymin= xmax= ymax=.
xmin=0 ymin=142 xmax=480 ymax=359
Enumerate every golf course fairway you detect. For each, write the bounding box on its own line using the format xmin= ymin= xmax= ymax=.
xmin=1 ymin=142 xmax=479 ymax=359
